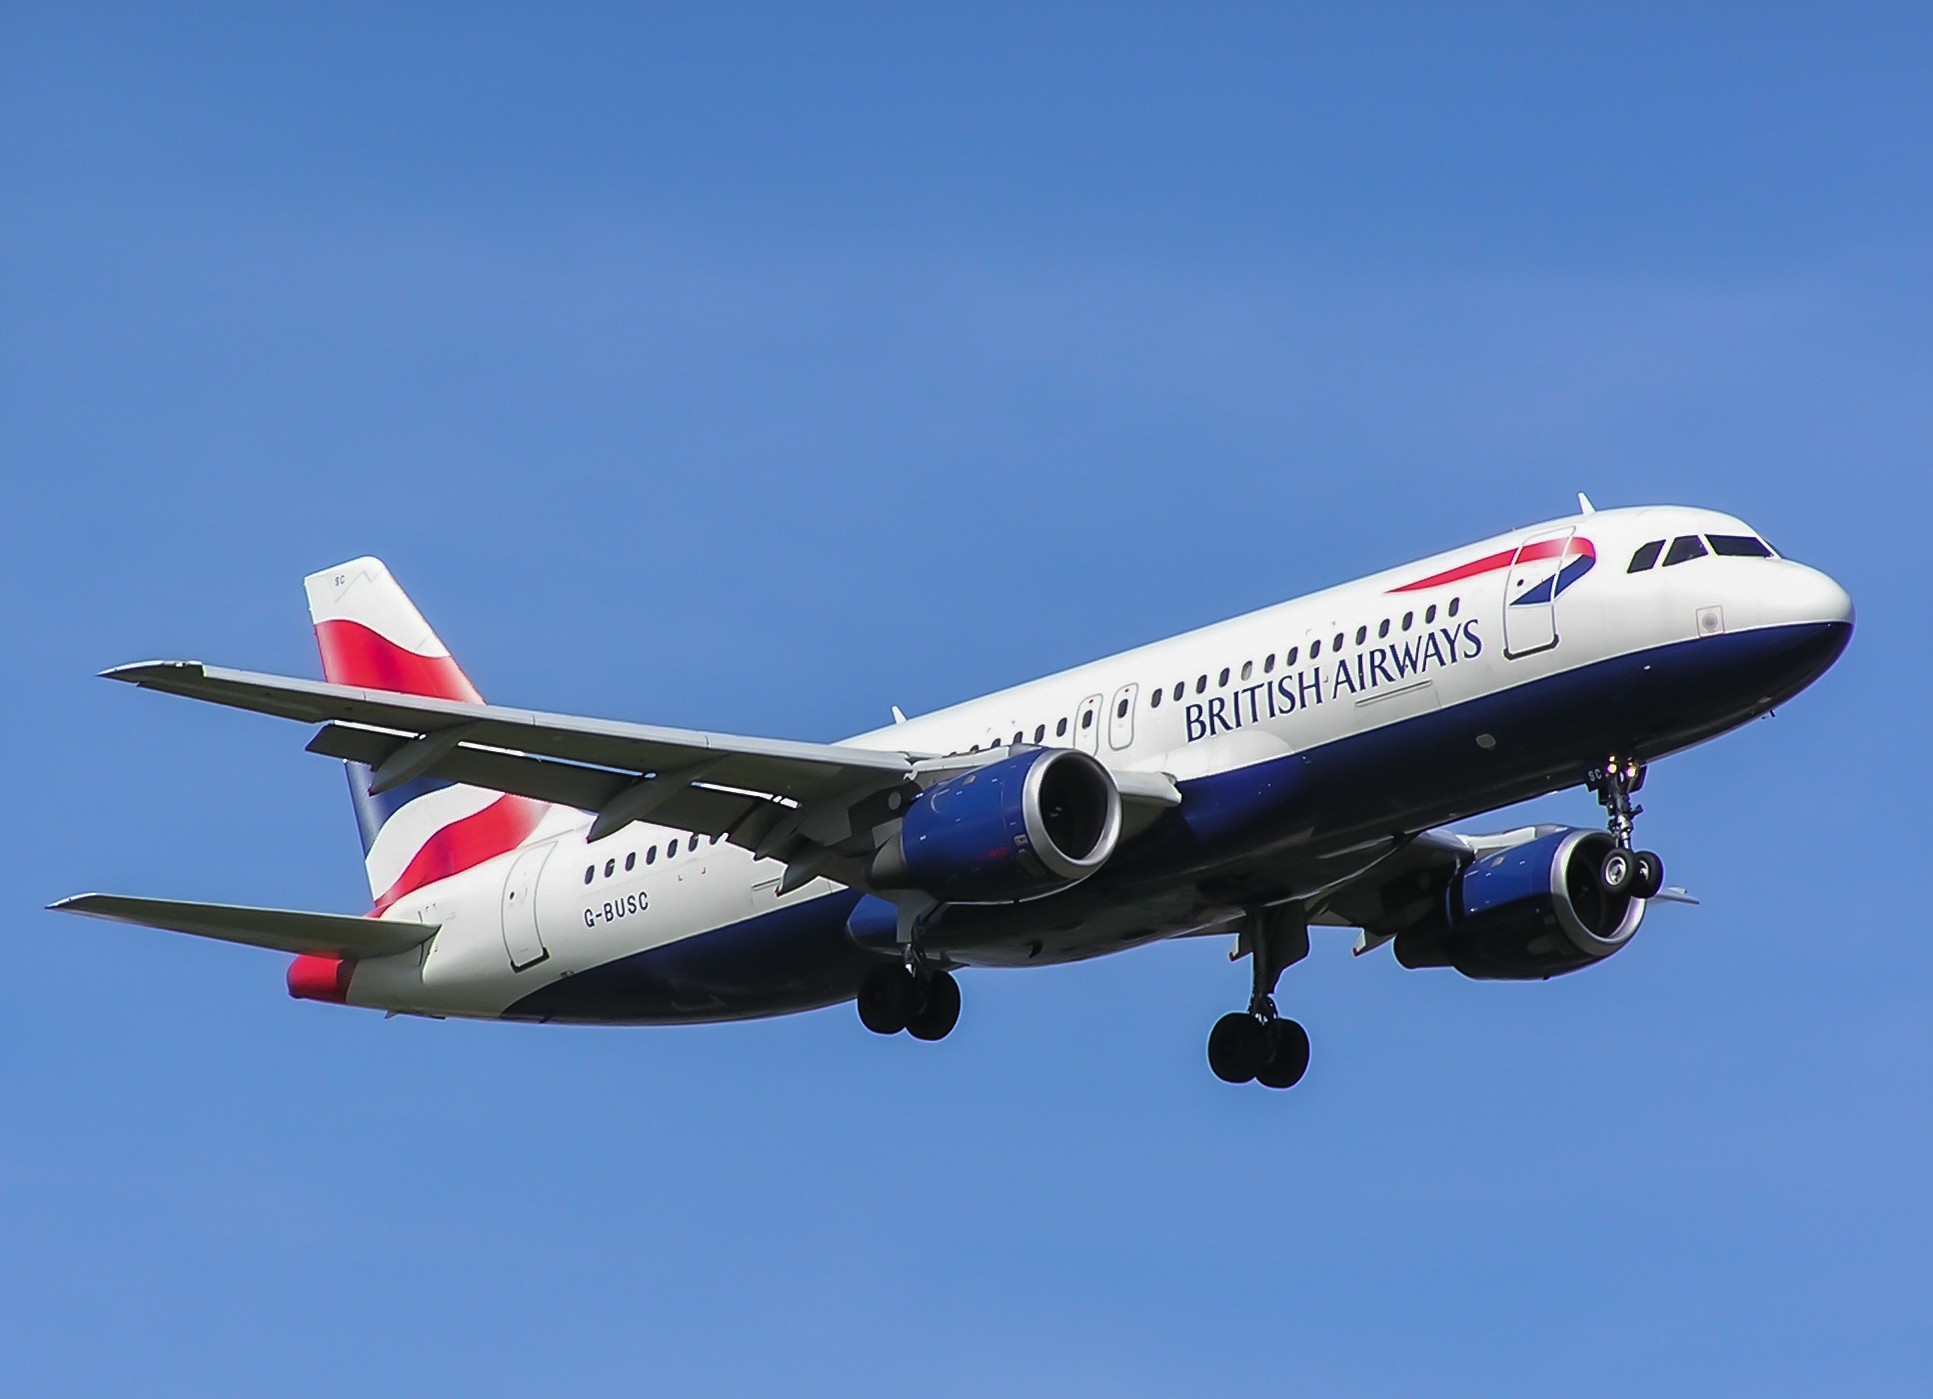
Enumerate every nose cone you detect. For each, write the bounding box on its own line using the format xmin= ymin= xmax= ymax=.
xmin=1779 ymin=561 xmax=1856 ymax=630
xmin=1757 ymin=562 xmax=1853 ymax=701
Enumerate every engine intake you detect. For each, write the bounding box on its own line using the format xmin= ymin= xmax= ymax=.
xmin=870 ymin=748 xmax=1122 ymax=903
xmin=1395 ymin=828 xmax=1644 ymax=980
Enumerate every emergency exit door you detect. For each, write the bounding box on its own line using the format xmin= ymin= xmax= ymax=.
xmin=1074 ymin=694 xmax=1103 ymax=754
xmin=500 ymin=841 xmax=553 ymax=971
xmin=1502 ymin=528 xmax=1573 ymax=659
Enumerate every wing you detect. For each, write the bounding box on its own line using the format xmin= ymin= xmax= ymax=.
xmin=106 ymin=661 xmax=1184 ymax=896
xmin=1313 ymin=824 xmax=1697 ymax=956
xmin=108 ymin=658 xmax=916 ymax=848
xmin=50 ymin=893 xmax=435 ymax=958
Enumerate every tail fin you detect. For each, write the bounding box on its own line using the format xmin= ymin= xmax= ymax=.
xmin=304 ymin=559 xmax=548 ymax=912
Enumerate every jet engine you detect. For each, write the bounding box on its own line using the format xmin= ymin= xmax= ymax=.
xmin=1394 ymin=827 xmax=1644 ymax=980
xmin=869 ymin=748 xmax=1122 ymax=903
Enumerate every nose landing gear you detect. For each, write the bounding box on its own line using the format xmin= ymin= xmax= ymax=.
xmin=1587 ymin=757 xmax=1667 ymax=899
xmin=1207 ymin=903 xmax=1311 ymax=1089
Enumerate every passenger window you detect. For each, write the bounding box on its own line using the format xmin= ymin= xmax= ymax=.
xmin=1240 ymin=660 xmax=1253 ymax=681
xmin=1449 ymin=597 xmax=1461 ymax=617
xmin=1172 ymin=682 xmax=1184 ymax=701
xmin=1707 ymin=534 xmax=1773 ymax=558
xmin=1309 ymin=639 xmax=1321 ymax=659
xmin=1014 ymin=731 xmax=1024 ymax=746
xmin=604 ymin=859 xmax=615 ymax=878
xmin=1401 ymin=612 xmax=1413 ymax=631
xmin=1034 ymin=724 xmax=1046 ymax=741
xmin=1263 ymin=654 xmax=1275 ymax=673
xmin=1081 ymin=710 xmax=1093 ymax=729
xmin=625 ymin=851 xmax=636 ymax=872
xmin=1353 ymin=626 xmax=1366 ymax=645
xmin=584 ymin=865 xmax=594 ymax=885
xmin=689 ymin=834 xmax=699 ymax=852
xmin=1628 ymin=539 xmax=1665 ymax=572
xmin=1196 ymin=675 xmax=1207 ymax=693
xmin=1114 ymin=699 xmax=1128 ymax=718
xmin=1150 ymin=689 xmax=1162 ymax=709
xmin=664 ymin=841 xmax=675 ymax=859
xmin=1377 ymin=619 xmax=1390 ymax=639
xmin=1425 ymin=604 xmax=1437 ymax=623
xmin=647 ymin=846 xmax=658 ymax=864
xmin=1056 ymin=718 xmax=1068 ymax=737
xmin=1218 ymin=668 xmax=1230 ymax=687
xmin=1333 ymin=633 xmax=1344 ymax=651
xmin=1286 ymin=645 xmax=1298 ymax=665
xmin=1663 ymin=535 xmax=1708 ymax=566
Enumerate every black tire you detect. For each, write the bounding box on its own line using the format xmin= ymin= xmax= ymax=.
xmin=906 ymin=970 xmax=962 ymax=1041
xmin=857 ymin=965 xmax=915 ymax=1035
xmin=1633 ymin=850 xmax=1665 ymax=900
xmin=1207 ymin=1012 xmax=1269 ymax=1084
xmin=1598 ymin=846 xmax=1636 ymax=895
xmin=1255 ymin=1018 xmax=1311 ymax=1089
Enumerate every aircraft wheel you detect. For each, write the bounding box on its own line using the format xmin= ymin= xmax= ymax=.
xmin=857 ymin=964 xmax=917 ymax=1035
xmin=906 ymin=970 xmax=961 ymax=1041
xmin=1633 ymin=850 xmax=1665 ymax=900
xmin=1255 ymin=1018 xmax=1311 ymax=1089
xmin=1208 ymin=1012 xmax=1268 ymax=1084
xmin=1598 ymin=846 xmax=1636 ymax=895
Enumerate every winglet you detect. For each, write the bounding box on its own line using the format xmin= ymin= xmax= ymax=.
xmin=1577 ymin=492 xmax=1596 ymax=514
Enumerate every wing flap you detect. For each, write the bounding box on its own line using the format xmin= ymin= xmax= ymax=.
xmin=50 ymin=893 xmax=435 ymax=958
xmin=304 ymin=722 xmax=772 ymax=837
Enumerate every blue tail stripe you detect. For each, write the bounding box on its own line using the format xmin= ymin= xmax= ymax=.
xmin=344 ymin=762 xmax=455 ymax=855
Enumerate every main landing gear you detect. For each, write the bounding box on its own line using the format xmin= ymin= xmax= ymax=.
xmin=1208 ymin=903 xmax=1312 ymax=1089
xmin=857 ymin=957 xmax=961 ymax=1041
xmin=1586 ymin=757 xmax=1666 ymax=899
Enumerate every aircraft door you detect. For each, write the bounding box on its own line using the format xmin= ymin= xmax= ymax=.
xmin=1502 ymin=528 xmax=1573 ymax=659
xmin=500 ymin=841 xmax=553 ymax=971
xmin=1108 ymin=683 xmax=1138 ymax=749
xmin=1074 ymin=694 xmax=1103 ymax=754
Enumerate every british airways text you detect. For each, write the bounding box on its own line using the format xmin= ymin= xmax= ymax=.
xmin=1185 ymin=620 xmax=1482 ymax=741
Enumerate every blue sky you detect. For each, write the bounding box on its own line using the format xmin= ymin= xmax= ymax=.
xmin=3 ymin=5 xmax=1928 ymax=1394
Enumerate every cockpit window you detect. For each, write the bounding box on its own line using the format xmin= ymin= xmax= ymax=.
xmin=1627 ymin=539 xmax=1665 ymax=572
xmin=1707 ymin=534 xmax=1773 ymax=558
xmin=1662 ymin=535 xmax=1708 ymax=566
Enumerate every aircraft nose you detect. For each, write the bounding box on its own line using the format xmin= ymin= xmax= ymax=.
xmin=1780 ymin=561 xmax=1855 ymax=629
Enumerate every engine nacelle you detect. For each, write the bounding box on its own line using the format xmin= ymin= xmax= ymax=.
xmin=870 ymin=748 xmax=1122 ymax=903
xmin=1395 ymin=828 xmax=1644 ymax=980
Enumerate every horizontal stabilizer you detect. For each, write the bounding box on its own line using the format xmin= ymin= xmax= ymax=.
xmin=49 ymin=894 xmax=436 ymax=958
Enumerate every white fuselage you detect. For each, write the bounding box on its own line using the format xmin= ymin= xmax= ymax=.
xmin=348 ymin=504 xmax=1851 ymax=1021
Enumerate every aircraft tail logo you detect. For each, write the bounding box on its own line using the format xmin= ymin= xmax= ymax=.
xmin=304 ymin=558 xmax=548 ymax=912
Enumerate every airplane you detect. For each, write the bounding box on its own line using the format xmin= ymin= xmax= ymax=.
xmin=53 ymin=497 xmax=1852 ymax=1088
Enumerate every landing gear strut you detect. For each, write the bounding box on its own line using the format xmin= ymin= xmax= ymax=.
xmin=1586 ymin=757 xmax=1666 ymax=899
xmin=857 ymin=956 xmax=961 ymax=1041
xmin=1207 ymin=903 xmax=1311 ymax=1089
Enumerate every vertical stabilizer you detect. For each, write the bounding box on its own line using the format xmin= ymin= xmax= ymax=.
xmin=303 ymin=559 xmax=548 ymax=911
